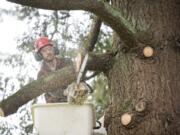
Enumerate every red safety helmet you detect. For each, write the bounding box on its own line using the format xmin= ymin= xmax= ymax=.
xmin=34 ymin=37 xmax=53 ymax=52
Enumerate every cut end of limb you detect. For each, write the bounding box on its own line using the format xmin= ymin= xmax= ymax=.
xmin=143 ymin=46 xmax=153 ymax=57
xmin=121 ymin=113 xmax=133 ymax=126
xmin=135 ymin=100 xmax=147 ymax=113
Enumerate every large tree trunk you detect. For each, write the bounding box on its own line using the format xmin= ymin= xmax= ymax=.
xmin=105 ymin=0 xmax=180 ymax=135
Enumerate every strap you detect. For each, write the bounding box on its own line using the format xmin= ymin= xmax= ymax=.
xmin=93 ymin=120 xmax=102 ymax=129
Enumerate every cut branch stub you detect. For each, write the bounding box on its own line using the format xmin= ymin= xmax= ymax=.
xmin=175 ymin=38 xmax=180 ymax=47
xmin=120 ymin=113 xmax=134 ymax=126
xmin=135 ymin=100 xmax=147 ymax=113
xmin=143 ymin=46 xmax=154 ymax=57
xmin=120 ymin=100 xmax=150 ymax=129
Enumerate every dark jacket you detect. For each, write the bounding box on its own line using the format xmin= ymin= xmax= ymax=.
xmin=37 ymin=57 xmax=73 ymax=103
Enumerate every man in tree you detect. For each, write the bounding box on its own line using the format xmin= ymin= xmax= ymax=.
xmin=34 ymin=37 xmax=73 ymax=103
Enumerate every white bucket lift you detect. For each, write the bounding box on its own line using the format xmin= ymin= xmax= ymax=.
xmin=32 ymin=103 xmax=95 ymax=135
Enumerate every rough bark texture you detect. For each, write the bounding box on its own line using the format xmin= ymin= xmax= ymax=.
xmin=85 ymin=16 xmax=102 ymax=52
xmin=104 ymin=0 xmax=180 ymax=135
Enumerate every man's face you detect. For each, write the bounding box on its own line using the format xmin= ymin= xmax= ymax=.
xmin=40 ymin=45 xmax=55 ymax=62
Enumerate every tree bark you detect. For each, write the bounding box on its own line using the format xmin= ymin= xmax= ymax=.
xmin=104 ymin=0 xmax=180 ymax=135
xmin=85 ymin=16 xmax=102 ymax=52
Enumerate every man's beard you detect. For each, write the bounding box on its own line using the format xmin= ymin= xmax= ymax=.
xmin=45 ymin=54 xmax=55 ymax=62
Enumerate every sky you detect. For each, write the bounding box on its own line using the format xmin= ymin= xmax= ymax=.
xmin=0 ymin=1 xmax=36 ymax=132
xmin=0 ymin=0 xmax=40 ymax=110
xmin=0 ymin=2 xmax=43 ymax=132
xmin=0 ymin=0 xmax=39 ymax=73
xmin=0 ymin=16 xmax=25 ymax=54
xmin=0 ymin=0 xmax=26 ymax=54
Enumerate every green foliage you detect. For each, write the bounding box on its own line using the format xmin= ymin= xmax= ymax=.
xmin=92 ymin=74 xmax=110 ymax=119
xmin=94 ymin=24 xmax=112 ymax=53
xmin=0 ymin=121 xmax=19 ymax=135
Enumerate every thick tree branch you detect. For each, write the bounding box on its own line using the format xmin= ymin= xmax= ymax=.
xmin=0 ymin=52 xmax=114 ymax=116
xmin=1 ymin=66 xmax=76 ymax=116
xmin=87 ymin=52 xmax=115 ymax=71
xmin=85 ymin=16 xmax=102 ymax=52
xmin=7 ymin=0 xmax=137 ymax=49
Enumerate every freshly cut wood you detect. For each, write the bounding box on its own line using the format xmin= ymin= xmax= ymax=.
xmin=121 ymin=113 xmax=133 ymax=126
xmin=143 ymin=46 xmax=153 ymax=57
